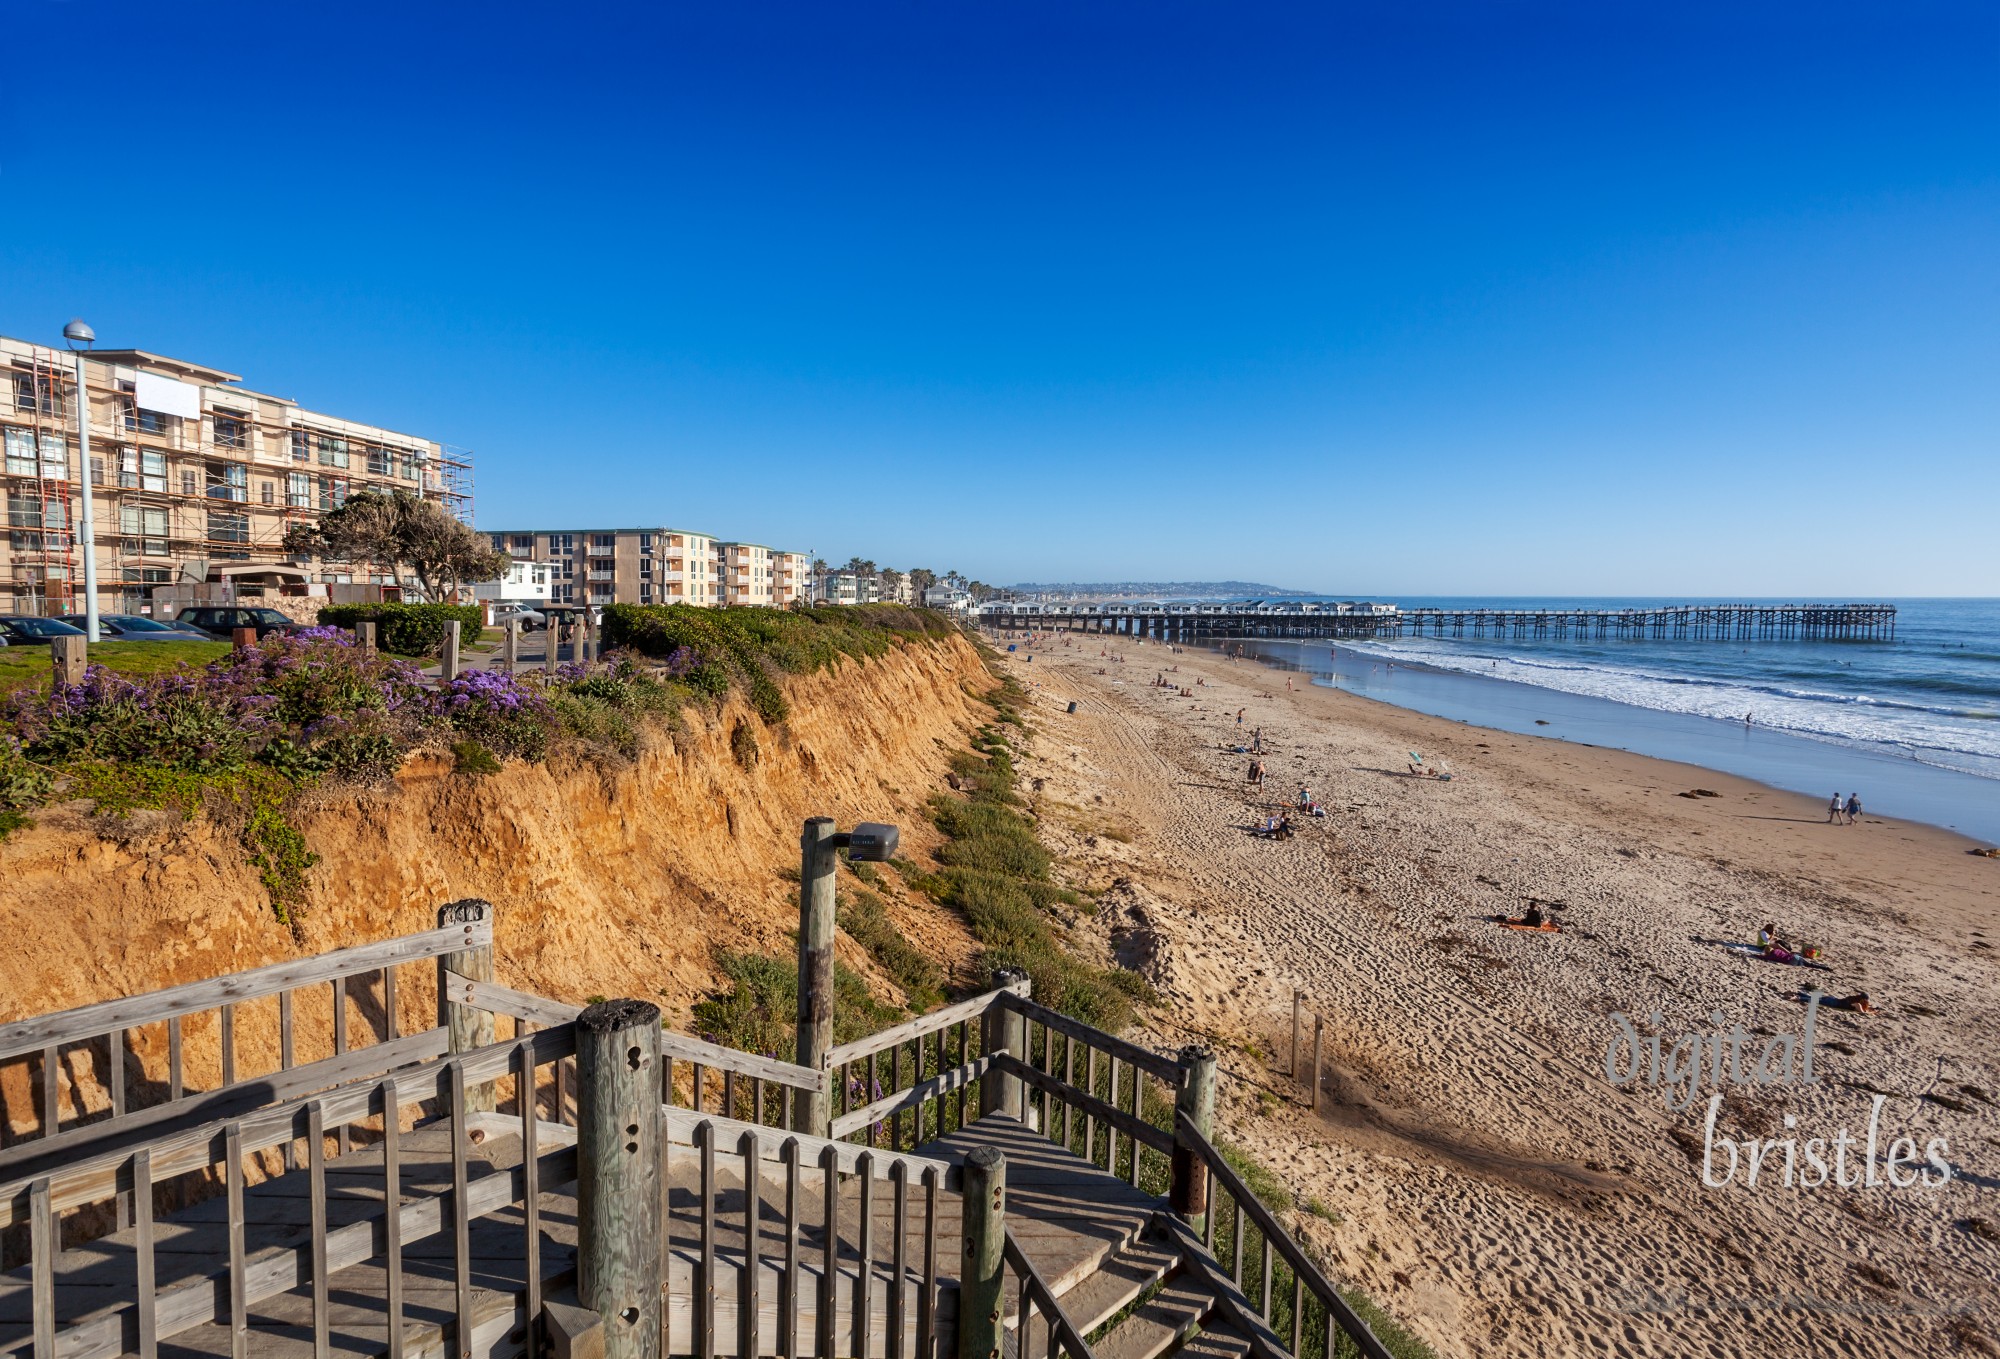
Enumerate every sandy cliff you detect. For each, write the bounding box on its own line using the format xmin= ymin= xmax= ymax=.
xmin=0 ymin=634 xmax=994 ymax=1051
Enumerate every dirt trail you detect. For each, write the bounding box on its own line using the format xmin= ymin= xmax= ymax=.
xmin=1006 ymin=634 xmax=2000 ymax=1359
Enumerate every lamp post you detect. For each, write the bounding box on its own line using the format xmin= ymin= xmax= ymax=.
xmin=62 ymin=319 xmax=101 ymax=641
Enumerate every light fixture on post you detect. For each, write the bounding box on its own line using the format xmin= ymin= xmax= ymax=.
xmin=61 ymin=319 xmax=101 ymax=642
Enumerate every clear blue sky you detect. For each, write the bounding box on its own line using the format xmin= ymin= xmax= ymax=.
xmin=5 ymin=2 xmax=1994 ymax=595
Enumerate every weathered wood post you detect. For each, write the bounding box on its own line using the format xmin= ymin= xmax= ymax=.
xmin=437 ymin=899 xmax=497 ymax=1112
xmin=231 ymin=626 xmax=257 ymax=651
xmin=441 ymin=620 xmax=461 ymax=682
xmin=582 ymin=610 xmax=596 ymax=664
xmin=49 ymin=635 xmax=86 ymax=688
xmin=794 ymin=817 xmax=839 ymax=1136
xmin=503 ymin=620 xmax=518 ymax=674
xmin=545 ymin=618 xmax=560 ymax=676
xmin=979 ymin=969 xmax=1027 ymax=1120
xmin=1169 ymin=1046 xmax=1218 ymax=1233
xmin=355 ymin=620 xmax=377 ymax=658
xmin=1310 ymin=1014 xmax=1324 ymax=1111
xmin=958 ymin=1144 xmax=1007 ymax=1359
xmin=1290 ymin=989 xmax=1303 ymax=1077
xmin=575 ymin=999 xmax=663 ymax=1359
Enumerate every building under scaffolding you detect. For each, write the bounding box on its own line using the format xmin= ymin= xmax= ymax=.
xmin=1 ymin=334 xmax=471 ymax=616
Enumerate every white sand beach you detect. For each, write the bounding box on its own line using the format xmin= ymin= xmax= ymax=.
xmin=999 ymin=633 xmax=2000 ymax=1359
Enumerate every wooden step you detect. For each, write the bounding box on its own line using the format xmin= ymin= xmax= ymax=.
xmin=1171 ymin=1323 xmax=1253 ymax=1359
xmin=1059 ymin=1237 xmax=1181 ymax=1338
xmin=1090 ymin=1276 xmax=1216 ymax=1359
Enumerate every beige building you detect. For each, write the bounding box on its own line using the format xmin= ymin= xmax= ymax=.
xmin=2 ymin=334 xmax=468 ymax=616
xmin=487 ymin=529 xmax=807 ymax=608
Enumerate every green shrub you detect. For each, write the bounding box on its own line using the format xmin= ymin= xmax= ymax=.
xmin=730 ymin=721 xmax=761 ymax=770
xmin=692 ymin=949 xmax=904 ymax=1059
xmin=841 ymin=888 xmax=945 ymax=1010
xmin=600 ymin=604 xmax=957 ymax=726
xmin=451 ymin=740 xmax=502 ymax=775
xmin=317 ymin=603 xmax=485 ymax=656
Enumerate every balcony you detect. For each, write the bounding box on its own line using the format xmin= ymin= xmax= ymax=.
xmin=586 ymin=570 xmax=615 ymax=582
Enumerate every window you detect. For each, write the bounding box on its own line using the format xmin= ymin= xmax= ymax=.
xmin=208 ymin=510 xmax=250 ymax=544
xmin=120 ymin=505 xmax=169 ymax=555
xmin=4 ymin=428 xmax=35 ymax=476
xmin=639 ymin=560 xmax=653 ymax=578
xmin=207 ymin=463 xmax=248 ymax=502
xmin=4 ymin=429 xmax=67 ymax=478
xmin=181 ymin=470 xmax=198 ymax=497
xmin=366 ymin=447 xmax=389 ymax=477
xmin=261 ymin=481 xmax=275 ymax=506
xmin=213 ymin=412 xmax=247 ymax=449
xmin=12 ymin=370 xmax=64 ymax=417
xmin=89 ymin=456 xmax=104 ymax=486
xmin=317 ymin=435 xmax=350 ymax=468
xmin=124 ymin=403 xmax=173 ymax=436
xmin=639 ymin=533 xmax=654 ymax=552
xmin=291 ymin=431 xmax=311 ymax=462
xmin=8 ymin=492 xmax=44 ymax=528
xmin=120 ymin=449 xmax=167 ymax=492
xmin=288 ymin=472 xmax=312 ymax=507
xmin=512 ymin=534 xmax=533 ymax=549
xmin=319 ymin=476 xmax=349 ymax=510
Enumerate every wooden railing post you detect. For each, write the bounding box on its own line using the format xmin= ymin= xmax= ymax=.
xmin=441 ymin=620 xmax=461 ymax=681
xmin=1310 ymin=1014 xmax=1324 ymax=1111
xmin=794 ymin=817 xmax=839 ymax=1136
xmin=1290 ymin=989 xmax=1303 ymax=1077
xmin=958 ymin=1144 xmax=1007 ymax=1359
xmin=49 ymin=635 xmax=86 ymax=688
xmin=979 ymin=972 xmax=1027 ymax=1121
xmin=1170 ymin=1046 xmax=1217 ymax=1232
xmin=355 ymin=620 xmax=377 ymax=658
xmin=437 ymin=899 xmax=497 ymax=1111
xmin=503 ymin=620 xmax=518 ymax=674
xmin=576 ymin=999 xmax=663 ymax=1359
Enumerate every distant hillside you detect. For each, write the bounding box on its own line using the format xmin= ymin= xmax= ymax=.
xmin=1007 ymin=580 xmax=1311 ymax=600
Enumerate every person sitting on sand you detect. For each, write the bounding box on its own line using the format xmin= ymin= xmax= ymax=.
xmin=1757 ymin=923 xmax=1782 ymax=949
xmin=1521 ymin=903 xmax=1546 ymax=928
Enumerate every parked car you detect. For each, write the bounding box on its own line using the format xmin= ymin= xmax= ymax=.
xmin=57 ymin=613 xmax=214 ymax=641
xmin=173 ymin=606 xmax=303 ymax=641
xmin=0 ymin=615 xmax=87 ymax=645
xmin=492 ymin=606 xmax=547 ymax=631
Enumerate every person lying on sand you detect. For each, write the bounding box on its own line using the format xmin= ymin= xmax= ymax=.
xmin=1799 ymin=990 xmax=1874 ymax=1014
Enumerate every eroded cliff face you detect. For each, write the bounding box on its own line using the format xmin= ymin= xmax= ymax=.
xmin=0 ymin=634 xmax=993 ymax=1044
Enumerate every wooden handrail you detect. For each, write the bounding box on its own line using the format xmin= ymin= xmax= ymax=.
xmin=0 ymin=920 xmax=489 ymax=1060
xmin=0 ymin=1024 xmax=578 ymax=1227
xmin=990 ymin=1052 xmax=1174 ymax=1154
xmin=829 ymin=1056 xmax=992 ymax=1139
xmin=1173 ymin=1112 xmax=1395 ymax=1359
xmin=1003 ymin=1226 xmax=1099 ymax=1359
xmin=441 ymin=970 xmax=828 ymax=1092
xmin=998 ymin=993 xmax=1187 ymax=1086
xmin=823 ymin=980 xmax=1028 ymax=1068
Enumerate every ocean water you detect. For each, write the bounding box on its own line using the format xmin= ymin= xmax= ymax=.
xmin=1227 ymin=598 xmax=2000 ymax=843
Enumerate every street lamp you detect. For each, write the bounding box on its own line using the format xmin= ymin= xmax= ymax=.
xmin=62 ymin=319 xmax=101 ymax=642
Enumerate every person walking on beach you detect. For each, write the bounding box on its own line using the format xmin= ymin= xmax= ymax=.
xmin=1827 ymin=793 xmax=1843 ymax=824
xmin=1845 ymin=792 xmax=1862 ymax=824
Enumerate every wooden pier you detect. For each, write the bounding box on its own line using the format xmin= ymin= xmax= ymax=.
xmin=0 ymin=895 xmax=1393 ymax=1359
xmin=983 ymin=602 xmax=1897 ymax=644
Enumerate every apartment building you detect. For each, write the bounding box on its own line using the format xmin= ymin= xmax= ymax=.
xmin=822 ymin=570 xmax=883 ymax=606
xmin=485 ymin=527 xmax=721 ymax=606
xmin=1 ymin=334 xmax=469 ymax=615
xmin=485 ymin=530 xmax=808 ymax=608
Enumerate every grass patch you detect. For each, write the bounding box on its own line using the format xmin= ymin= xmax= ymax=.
xmin=0 ymin=640 xmax=230 ymax=694
xmin=841 ymin=888 xmax=945 ymax=1010
xmin=451 ymin=740 xmax=502 ymax=776
xmin=911 ymin=696 xmax=1152 ymax=1029
xmin=691 ymin=949 xmax=904 ymax=1059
